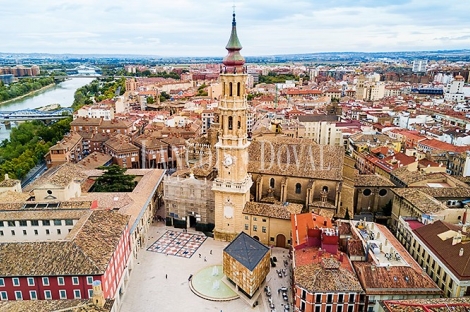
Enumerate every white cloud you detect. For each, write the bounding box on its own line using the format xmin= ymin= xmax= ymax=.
xmin=0 ymin=0 xmax=468 ymax=55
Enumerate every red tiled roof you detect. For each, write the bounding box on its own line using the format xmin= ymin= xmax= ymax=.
xmin=291 ymin=213 xmax=333 ymax=248
xmin=419 ymin=139 xmax=470 ymax=153
xmin=414 ymin=220 xmax=470 ymax=280
xmin=284 ymin=89 xmax=323 ymax=95
xmin=383 ymin=297 xmax=470 ymax=311
xmin=406 ymin=220 xmax=425 ymax=230
xmin=353 ymin=262 xmax=441 ymax=295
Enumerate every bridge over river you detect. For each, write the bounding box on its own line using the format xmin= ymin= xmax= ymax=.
xmin=0 ymin=108 xmax=72 ymax=122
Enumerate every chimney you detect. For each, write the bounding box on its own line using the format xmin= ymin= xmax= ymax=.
xmin=4 ymin=174 xmax=9 ymax=180
xmin=463 ymin=224 xmax=468 ymax=233
xmin=460 ymin=248 xmax=464 ymax=257
xmin=91 ymin=280 xmax=105 ymax=307
xmin=452 ymin=231 xmax=462 ymax=246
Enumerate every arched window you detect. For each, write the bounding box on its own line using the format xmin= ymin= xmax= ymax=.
xmin=222 ymin=82 xmax=226 ymax=96
xmin=228 ymin=116 xmax=233 ymax=130
xmin=237 ymin=120 xmax=241 ymax=129
xmin=295 ymin=183 xmax=301 ymax=194
xmin=322 ymin=186 xmax=328 ymax=193
xmin=229 ymin=82 xmax=233 ymax=96
xmin=270 ymin=178 xmax=275 ymax=188
xmin=237 ymin=82 xmax=241 ymax=96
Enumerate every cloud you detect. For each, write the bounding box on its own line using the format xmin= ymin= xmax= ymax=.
xmin=0 ymin=0 xmax=469 ymax=56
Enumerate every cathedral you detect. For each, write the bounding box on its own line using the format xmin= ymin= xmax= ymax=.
xmin=164 ymin=12 xmax=345 ymax=244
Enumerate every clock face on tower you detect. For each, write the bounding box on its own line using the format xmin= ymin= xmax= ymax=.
xmin=223 ymin=154 xmax=234 ymax=167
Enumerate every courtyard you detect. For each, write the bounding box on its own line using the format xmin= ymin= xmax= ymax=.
xmin=121 ymin=222 xmax=278 ymax=312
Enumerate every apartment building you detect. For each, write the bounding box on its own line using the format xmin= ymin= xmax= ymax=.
xmin=291 ymin=214 xmax=366 ymax=312
xmin=0 ymin=210 xmax=131 ymax=307
xmin=350 ymin=220 xmax=441 ymax=311
xmin=74 ymin=103 xmax=115 ymax=120
xmin=298 ymin=115 xmax=342 ymax=146
xmin=45 ymin=132 xmax=83 ymax=168
xmin=103 ymin=134 xmax=140 ymax=169
xmin=397 ymin=217 xmax=470 ymax=297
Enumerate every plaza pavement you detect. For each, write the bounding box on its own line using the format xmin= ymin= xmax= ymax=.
xmin=121 ymin=222 xmax=271 ymax=312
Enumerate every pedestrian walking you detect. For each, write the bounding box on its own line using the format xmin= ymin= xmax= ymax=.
xmin=165 ymin=274 xmax=167 ymax=279
xmin=210 ymin=250 xmax=212 ymax=255
xmin=199 ymin=253 xmax=201 ymax=258
xmin=204 ymin=257 xmax=207 ymax=262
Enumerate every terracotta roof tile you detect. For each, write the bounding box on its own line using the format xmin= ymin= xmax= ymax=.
xmin=382 ymin=297 xmax=470 ymax=312
xmin=248 ymin=137 xmax=344 ymax=180
xmin=0 ymin=299 xmax=114 ymax=312
xmin=78 ymin=152 xmax=113 ymax=169
xmin=243 ymin=201 xmax=302 ymax=220
xmin=392 ymin=188 xmax=447 ymax=214
xmin=0 ymin=191 xmax=31 ymax=203
xmin=24 ymin=163 xmax=89 ymax=191
xmin=353 ymin=262 xmax=441 ymax=295
xmin=355 ymin=174 xmax=395 ymax=187
xmin=294 ymin=249 xmax=363 ymax=293
xmin=49 ymin=132 xmax=82 ymax=151
xmin=0 ymin=210 xmax=129 ymax=276
xmin=0 ymin=178 xmax=20 ymax=188
xmin=104 ymin=134 xmax=139 ymax=152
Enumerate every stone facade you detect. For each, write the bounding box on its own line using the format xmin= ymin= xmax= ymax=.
xmin=163 ymin=173 xmax=215 ymax=225
xmin=212 ymin=72 xmax=252 ymax=241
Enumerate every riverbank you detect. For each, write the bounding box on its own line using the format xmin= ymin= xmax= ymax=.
xmin=0 ymin=83 xmax=57 ymax=107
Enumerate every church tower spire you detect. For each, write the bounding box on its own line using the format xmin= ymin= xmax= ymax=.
xmin=213 ymin=10 xmax=252 ymax=242
xmin=223 ymin=9 xmax=245 ymax=69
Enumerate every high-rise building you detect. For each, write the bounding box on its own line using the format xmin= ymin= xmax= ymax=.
xmin=444 ymin=75 xmax=465 ymax=102
xmin=412 ymin=60 xmax=427 ymax=73
xmin=212 ymin=11 xmax=252 ymax=241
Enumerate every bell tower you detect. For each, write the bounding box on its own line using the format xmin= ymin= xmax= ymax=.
xmin=212 ymin=10 xmax=252 ymax=241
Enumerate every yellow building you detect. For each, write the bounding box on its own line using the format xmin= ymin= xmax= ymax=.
xmin=242 ymin=201 xmax=302 ymax=248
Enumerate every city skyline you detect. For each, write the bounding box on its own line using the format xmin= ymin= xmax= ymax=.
xmin=1 ymin=0 xmax=469 ymax=57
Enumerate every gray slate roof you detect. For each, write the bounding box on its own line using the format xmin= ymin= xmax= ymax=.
xmin=223 ymin=232 xmax=269 ymax=272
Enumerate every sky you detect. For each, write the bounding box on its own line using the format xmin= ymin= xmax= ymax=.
xmin=1 ymin=0 xmax=469 ymax=57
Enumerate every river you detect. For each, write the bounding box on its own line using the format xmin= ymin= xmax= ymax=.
xmin=0 ymin=77 xmax=96 ymax=140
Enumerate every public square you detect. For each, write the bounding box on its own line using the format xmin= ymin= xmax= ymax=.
xmin=120 ymin=222 xmax=292 ymax=312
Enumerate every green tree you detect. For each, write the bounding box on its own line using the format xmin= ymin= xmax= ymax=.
xmin=159 ymin=91 xmax=171 ymax=102
xmin=0 ymin=118 xmax=72 ymax=182
xmin=93 ymin=165 xmax=136 ymax=192
xmin=147 ymin=96 xmax=155 ymax=104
